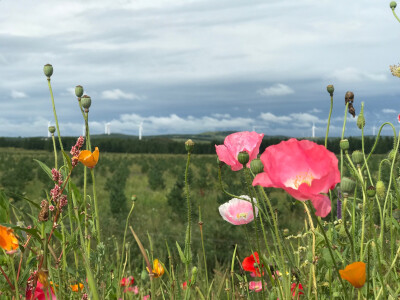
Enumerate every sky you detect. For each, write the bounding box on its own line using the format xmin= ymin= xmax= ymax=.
xmin=1 ymin=0 xmax=400 ymax=138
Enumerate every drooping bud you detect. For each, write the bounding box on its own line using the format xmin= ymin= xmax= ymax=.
xmin=340 ymin=139 xmax=349 ymax=151
xmin=357 ymin=113 xmax=365 ymax=129
xmin=376 ymin=180 xmax=386 ymax=199
xmin=43 ymin=64 xmax=53 ymax=78
xmin=366 ymin=186 xmax=376 ymax=198
xmin=388 ymin=149 xmax=398 ymax=161
xmin=237 ymin=151 xmax=249 ymax=165
xmin=326 ymin=84 xmax=334 ymax=96
xmin=340 ymin=177 xmax=356 ymax=194
xmin=250 ymin=159 xmax=264 ymax=174
xmin=185 ymin=139 xmax=195 ymax=153
xmin=75 ymin=85 xmax=84 ymax=98
xmin=190 ymin=266 xmax=198 ymax=286
xmin=81 ymin=95 xmax=92 ymax=110
xmin=390 ymin=1 xmax=397 ymax=9
xmin=351 ymin=150 xmax=363 ymax=165
xmin=48 ymin=126 xmax=56 ymax=134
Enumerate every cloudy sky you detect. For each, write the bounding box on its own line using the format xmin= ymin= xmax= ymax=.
xmin=1 ymin=0 xmax=400 ymax=138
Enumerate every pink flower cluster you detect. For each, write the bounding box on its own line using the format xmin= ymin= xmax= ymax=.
xmin=49 ymin=173 xmax=68 ymax=211
xmin=70 ymin=136 xmax=85 ymax=167
xmin=51 ymin=168 xmax=63 ymax=186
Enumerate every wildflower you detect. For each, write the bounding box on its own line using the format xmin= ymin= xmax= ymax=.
xmin=339 ymin=262 xmax=366 ymax=288
xmin=291 ymin=283 xmax=304 ymax=298
xmin=218 ymin=196 xmax=258 ymax=225
xmin=143 ymin=295 xmax=150 ymax=300
xmin=147 ymin=259 xmax=164 ymax=278
xmin=242 ymin=252 xmax=263 ymax=277
xmin=253 ymin=139 xmax=340 ymax=217
xmin=26 ymin=277 xmax=56 ymax=300
xmin=120 ymin=276 xmax=135 ymax=287
xmin=249 ymin=281 xmax=265 ymax=292
xmin=78 ymin=147 xmax=99 ymax=168
xmin=124 ymin=286 xmax=139 ymax=294
xmin=182 ymin=280 xmax=190 ymax=290
xmin=390 ymin=64 xmax=400 ymax=77
xmin=70 ymin=283 xmax=84 ymax=292
xmin=0 ymin=225 xmax=18 ymax=251
xmin=215 ymin=131 xmax=264 ymax=171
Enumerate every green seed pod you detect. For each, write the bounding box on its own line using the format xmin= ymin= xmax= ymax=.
xmin=48 ymin=126 xmax=56 ymax=134
xmin=43 ymin=64 xmax=53 ymax=78
xmin=75 ymin=85 xmax=84 ymax=98
xmin=340 ymin=139 xmax=349 ymax=151
xmin=376 ymin=180 xmax=385 ymax=199
xmin=250 ymin=159 xmax=264 ymax=174
xmin=357 ymin=113 xmax=365 ymax=129
xmin=237 ymin=151 xmax=249 ymax=165
xmin=351 ymin=150 xmax=363 ymax=165
xmin=141 ymin=269 xmax=149 ymax=281
xmin=185 ymin=139 xmax=195 ymax=153
xmin=340 ymin=177 xmax=356 ymax=194
xmin=326 ymin=84 xmax=334 ymax=96
xmin=366 ymin=186 xmax=376 ymax=198
xmin=81 ymin=95 xmax=92 ymax=109
xmin=390 ymin=1 xmax=397 ymax=9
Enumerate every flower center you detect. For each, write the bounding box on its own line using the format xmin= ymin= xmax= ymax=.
xmin=236 ymin=212 xmax=248 ymax=219
xmin=285 ymin=170 xmax=314 ymax=190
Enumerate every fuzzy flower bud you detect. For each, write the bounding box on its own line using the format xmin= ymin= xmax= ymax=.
xmin=351 ymin=150 xmax=363 ymax=165
xmin=43 ymin=64 xmax=53 ymax=78
xmin=48 ymin=126 xmax=56 ymax=134
xmin=190 ymin=266 xmax=198 ymax=286
xmin=250 ymin=159 xmax=264 ymax=174
xmin=357 ymin=113 xmax=365 ymax=129
xmin=390 ymin=1 xmax=397 ymax=9
xmin=81 ymin=95 xmax=92 ymax=110
xmin=388 ymin=149 xmax=398 ymax=161
xmin=366 ymin=186 xmax=376 ymax=198
xmin=75 ymin=85 xmax=84 ymax=98
xmin=237 ymin=151 xmax=250 ymax=165
xmin=185 ymin=139 xmax=195 ymax=153
xmin=340 ymin=177 xmax=356 ymax=194
xmin=326 ymin=84 xmax=334 ymax=96
xmin=376 ymin=181 xmax=385 ymax=199
xmin=340 ymin=139 xmax=349 ymax=151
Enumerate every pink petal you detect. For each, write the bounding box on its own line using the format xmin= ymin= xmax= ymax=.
xmin=218 ymin=196 xmax=258 ymax=225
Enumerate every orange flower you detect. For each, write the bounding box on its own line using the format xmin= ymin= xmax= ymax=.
xmin=147 ymin=259 xmax=165 ymax=278
xmin=339 ymin=262 xmax=366 ymax=288
xmin=0 ymin=225 xmax=18 ymax=251
xmin=70 ymin=283 xmax=84 ymax=292
xmin=78 ymin=147 xmax=99 ymax=168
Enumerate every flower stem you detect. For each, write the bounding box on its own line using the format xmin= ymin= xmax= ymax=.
xmin=325 ymin=94 xmax=333 ymax=148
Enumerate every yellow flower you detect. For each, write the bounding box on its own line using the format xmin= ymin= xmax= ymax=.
xmin=390 ymin=64 xmax=400 ymax=78
xmin=70 ymin=283 xmax=84 ymax=292
xmin=147 ymin=259 xmax=165 ymax=278
xmin=0 ymin=225 xmax=18 ymax=251
xmin=78 ymin=147 xmax=99 ymax=168
xmin=339 ymin=262 xmax=366 ymax=288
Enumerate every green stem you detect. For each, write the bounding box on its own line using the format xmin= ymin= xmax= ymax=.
xmin=91 ymin=169 xmax=101 ymax=243
xmin=184 ymin=150 xmax=192 ymax=279
xmin=47 ymin=79 xmax=64 ymax=153
xmin=51 ymin=134 xmax=58 ymax=170
xmin=325 ymin=94 xmax=333 ymax=148
xmin=198 ymin=207 xmax=209 ymax=293
xmin=392 ymin=8 xmax=400 ymax=23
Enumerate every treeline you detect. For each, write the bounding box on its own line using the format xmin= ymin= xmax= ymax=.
xmin=0 ymin=135 xmax=396 ymax=155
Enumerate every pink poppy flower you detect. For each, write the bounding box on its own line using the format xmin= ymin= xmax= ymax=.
xmin=249 ymin=281 xmax=265 ymax=292
xmin=143 ymin=295 xmax=150 ymax=300
xmin=253 ymin=139 xmax=340 ymax=217
xmin=218 ymin=196 xmax=258 ymax=225
xmin=216 ymin=131 xmax=264 ymax=171
xmin=26 ymin=279 xmax=57 ymax=300
xmin=398 ymin=113 xmax=400 ymax=123
xmin=124 ymin=286 xmax=139 ymax=294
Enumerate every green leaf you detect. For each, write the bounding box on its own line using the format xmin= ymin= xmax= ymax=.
xmin=176 ymin=242 xmax=187 ymax=264
xmin=0 ymin=190 xmax=10 ymax=223
xmin=33 ymin=159 xmax=53 ymax=180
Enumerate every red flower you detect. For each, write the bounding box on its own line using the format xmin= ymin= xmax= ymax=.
xmin=25 ymin=278 xmax=57 ymax=300
xmin=291 ymin=283 xmax=304 ymax=298
xmin=120 ymin=276 xmax=135 ymax=287
xmin=253 ymin=139 xmax=340 ymax=217
xmin=242 ymin=252 xmax=263 ymax=276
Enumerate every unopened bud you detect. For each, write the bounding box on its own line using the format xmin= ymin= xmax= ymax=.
xmin=390 ymin=1 xmax=397 ymax=9
xmin=185 ymin=139 xmax=195 ymax=153
xmin=357 ymin=114 xmax=365 ymax=129
xmin=75 ymin=85 xmax=84 ymax=98
xmin=81 ymin=95 xmax=92 ymax=110
xmin=376 ymin=180 xmax=385 ymax=199
xmin=388 ymin=149 xmax=398 ymax=161
xmin=48 ymin=126 xmax=56 ymax=134
xmin=43 ymin=64 xmax=53 ymax=78
xmin=366 ymin=186 xmax=376 ymax=198
xmin=326 ymin=84 xmax=334 ymax=96
xmin=340 ymin=139 xmax=349 ymax=151
xmin=237 ymin=151 xmax=249 ymax=165
xmin=190 ymin=266 xmax=198 ymax=286
xmin=250 ymin=159 xmax=264 ymax=174
xmin=351 ymin=150 xmax=363 ymax=165
xmin=340 ymin=177 xmax=356 ymax=194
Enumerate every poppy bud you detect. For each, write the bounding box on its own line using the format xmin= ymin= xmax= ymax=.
xmin=237 ymin=151 xmax=249 ymax=165
xmin=340 ymin=139 xmax=349 ymax=151
xmin=390 ymin=1 xmax=397 ymax=9
xmin=376 ymin=181 xmax=385 ymax=199
xmin=48 ymin=126 xmax=56 ymax=134
xmin=340 ymin=177 xmax=355 ymax=194
xmin=81 ymin=95 xmax=92 ymax=110
xmin=141 ymin=269 xmax=149 ymax=281
xmin=388 ymin=149 xmax=398 ymax=161
xmin=190 ymin=266 xmax=198 ymax=286
xmin=366 ymin=186 xmax=376 ymax=198
xmin=351 ymin=150 xmax=363 ymax=165
xmin=357 ymin=113 xmax=365 ymax=129
xmin=250 ymin=159 xmax=264 ymax=174
xmin=43 ymin=64 xmax=53 ymax=78
xmin=326 ymin=84 xmax=334 ymax=96
xmin=185 ymin=139 xmax=195 ymax=153
xmin=131 ymin=195 xmax=137 ymax=202
xmin=75 ymin=85 xmax=84 ymax=98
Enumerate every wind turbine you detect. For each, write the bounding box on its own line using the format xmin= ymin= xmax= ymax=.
xmin=105 ymin=122 xmax=111 ymax=135
xmin=47 ymin=121 xmax=51 ymax=138
xmin=138 ymin=122 xmax=143 ymax=140
xmin=82 ymin=124 xmax=85 ymax=137
xmin=312 ymin=122 xmax=316 ymax=138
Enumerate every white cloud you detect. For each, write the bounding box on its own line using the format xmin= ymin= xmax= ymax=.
xmin=382 ymin=108 xmax=396 ymax=114
xmin=259 ymin=112 xmax=291 ymax=123
xmin=11 ymin=90 xmax=27 ymax=99
xmin=332 ymin=67 xmax=386 ymax=82
xmin=258 ymin=84 xmax=294 ymax=97
xmin=309 ymin=108 xmax=322 ymax=113
xmin=101 ymin=89 xmax=142 ymax=100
